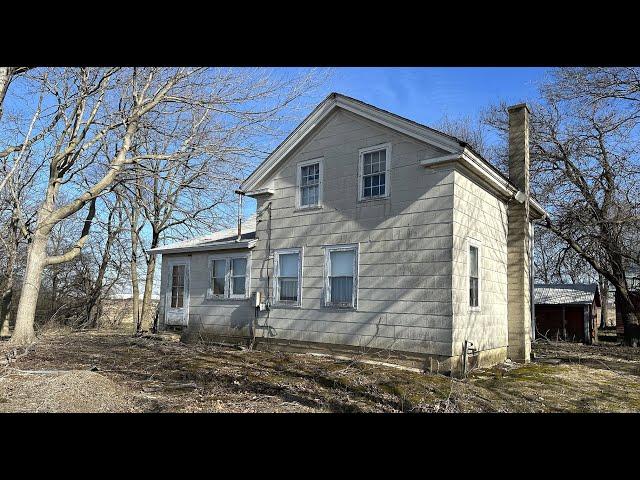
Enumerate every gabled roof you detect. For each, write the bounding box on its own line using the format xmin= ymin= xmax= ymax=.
xmin=149 ymin=215 xmax=257 ymax=255
xmin=534 ymin=284 xmax=600 ymax=306
xmin=239 ymin=92 xmax=547 ymax=218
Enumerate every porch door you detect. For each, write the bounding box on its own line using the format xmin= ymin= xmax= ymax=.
xmin=166 ymin=262 xmax=189 ymax=326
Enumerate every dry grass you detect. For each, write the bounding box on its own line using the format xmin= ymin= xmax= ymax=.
xmin=2 ymin=329 xmax=640 ymax=413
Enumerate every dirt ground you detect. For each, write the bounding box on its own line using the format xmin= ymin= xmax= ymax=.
xmin=2 ymin=329 xmax=640 ymax=413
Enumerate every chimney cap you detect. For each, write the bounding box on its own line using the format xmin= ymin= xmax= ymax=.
xmin=507 ymin=103 xmax=531 ymax=114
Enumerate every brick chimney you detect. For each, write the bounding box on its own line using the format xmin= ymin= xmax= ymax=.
xmin=506 ymin=104 xmax=532 ymax=363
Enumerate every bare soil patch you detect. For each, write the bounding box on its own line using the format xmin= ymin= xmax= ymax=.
xmin=2 ymin=330 xmax=640 ymax=412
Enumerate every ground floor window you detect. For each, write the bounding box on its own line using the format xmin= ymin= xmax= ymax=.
xmin=324 ymin=244 xmax=358 ymax=308
xmin=468 ymin=240 xmax=481 ymax=310
xmin=274 ymin=249 xmax=302 ymax=305
xmin=207 ymin=254 xmax=250 ymax=299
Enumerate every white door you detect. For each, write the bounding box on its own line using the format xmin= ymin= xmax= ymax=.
xmin=166 ymin=261 xmax=189 ymax=326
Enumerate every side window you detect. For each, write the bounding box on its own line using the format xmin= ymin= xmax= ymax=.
xmin=359 ymin=144 xmax=391 ymax=200
xmin=324 ymin=244 xmax=358 ymax=308
xmin=274 ymin=249 xmax=302 ymax=305
xmin=469 ymin=242 xmax=481 ymax=310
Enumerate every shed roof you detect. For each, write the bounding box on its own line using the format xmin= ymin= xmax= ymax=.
xmin=534 ymin=284 xmax=599 ymax=306
xmin=149 ymin=215 xmax=257 ymax=255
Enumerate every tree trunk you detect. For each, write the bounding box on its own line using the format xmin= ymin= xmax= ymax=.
xmin=616 ymin=287 xmax=640 ymax=347
xmin=0 ymin=283 xmax=13 ymax=337
xmin=599 ymin=275 xmax=609 ymax=328
xmin=140 ymin=253 xmax=156 ymax=332
xmin=10 ymin=232 xmax=49 ymax=345
xmin=130 ymin=208 xmax=141 ymax=334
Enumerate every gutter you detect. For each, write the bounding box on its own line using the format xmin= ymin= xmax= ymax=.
xmin=149 ymin=239 xmax=257 ymax=255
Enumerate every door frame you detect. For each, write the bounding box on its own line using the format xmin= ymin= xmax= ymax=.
xmin=165 ymin=257 xmax=190 ymax=327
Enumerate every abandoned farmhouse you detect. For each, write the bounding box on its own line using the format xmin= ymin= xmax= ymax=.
xmin=151 ymin=93 xmax=547 ymax=373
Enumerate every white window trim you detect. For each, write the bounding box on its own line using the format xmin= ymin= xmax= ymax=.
xmin=272 ymin=248 xmax=303 ymax=307
xmin=358 ymin=143 xmax=391 ymax=201
xmin=323 ymin=243 xmax=359 ymax=309
xmin=296 ymin=157 xmax=324 ymax=209
xmin=467 ymin=238 xmax=482 ymax=312
xmin=206 ymin=252 xmax=251 ymax=300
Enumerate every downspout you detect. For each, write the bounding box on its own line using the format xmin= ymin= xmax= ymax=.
xmin=530 ymin=220 xmax=536 ymax=341
xmin=234 ymin=189 xmax=245 ymax=241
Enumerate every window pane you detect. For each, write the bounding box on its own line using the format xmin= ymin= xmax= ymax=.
xmin=171 ymin=288 xmax=178 ymax=308
xmin=280 ymin=278 xmax=298 ymax=301
xmin=331 ymin=277 xmax=353 ymax=304
xmin=233 ymin=277 xmax=246 ymax=295
xmin=232 ymin=258 xmax=247 ymax=276
xmin=470 ymin=277 xmax=479 ymax=307
xmin=330 ymin=250 xmax=354 ymax=276
xmin=213 ymin=276 xmax=225 ymax=295
xmin=279 ymin=253 xmax=299 ymax=277
xmin=212 ymin=259 xmax=225 ymax=278
xmin=379 ymin=149 xmax=386 ymax=162
xmin=364 ymin=187 xmax=372 ymax=197
xmin=470 ymin=246 xmax=478 ymax=277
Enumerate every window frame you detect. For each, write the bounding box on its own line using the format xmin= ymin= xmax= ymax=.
xmin=323 ymin=243 xmax=359 ymax=309
xmin=296 ymin=157 xmax=324 ymax=210
xmin=358 ymin=143 xmax=391 ymax=201
xmin=272 ymin=248 xmax=303 ymax=307
xmin=467 ymin=239 xmax=482 ymax=312
xmin=206 ymin=252 xmax=251 ymax=300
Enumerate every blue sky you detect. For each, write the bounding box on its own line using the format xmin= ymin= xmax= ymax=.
xmin=324 ymin=67 xmax=549 ymax=126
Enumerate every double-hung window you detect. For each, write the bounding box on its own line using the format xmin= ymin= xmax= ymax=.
xmin=359 ymin=144 xmax=391 ymax=200
xmin=297 ymin=158 xmax=323 ymax=209
xmin=324 ymin=244 xmax=358 ymax=308
xmin=468 ymin=241 xmax=481 ymax=310
xmin=274 ymin=249 xmax=302 ymax=306
xmin=207 ymin=254 xmax=250 ymax=299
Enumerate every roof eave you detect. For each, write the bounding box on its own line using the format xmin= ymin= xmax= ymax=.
xmin=150 ymin=239 xmax=256 ymax=255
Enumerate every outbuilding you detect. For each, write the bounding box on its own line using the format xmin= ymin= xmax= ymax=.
xmin=534 ymin=284 xmax=601 ymax=344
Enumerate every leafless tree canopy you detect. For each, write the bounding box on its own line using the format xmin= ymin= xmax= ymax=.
xmin=0 ymin=67 xmax=327 ymax=344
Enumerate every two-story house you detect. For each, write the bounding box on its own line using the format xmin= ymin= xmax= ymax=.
xmin=151 ymin=93 xmax=546 ymax=374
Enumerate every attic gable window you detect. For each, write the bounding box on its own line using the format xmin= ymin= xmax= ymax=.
xmin=297 ymin=158 xmax=323 ymax=209
xmin=359 ymin=144 xmax=391 ymax=200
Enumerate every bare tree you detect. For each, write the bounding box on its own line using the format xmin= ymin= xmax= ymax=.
xmin=435 ymin=113 xmax=491 ymax=160
xmin=484 ymin=68 xmax=640 ymax=345
xmin=0 ymin=67 xmax=29 ymax=121
xmin=3 ymin=67 xmax=325 ymax=345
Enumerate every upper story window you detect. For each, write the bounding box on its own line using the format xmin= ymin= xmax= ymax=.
xmin=207 ymin=254 xmax=250 ymax=300
xmin=273 ymin=248 xmax=302 ymax=306
xmin=359 ymin=144 xmax=391 ymax=200
xmin=469 ymin=241 xmax=481 ymax=310
xmin=297 ymin=158 xmax=323 ymax=209
xmin=324 ymin=244 xmax=358 ymax=309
